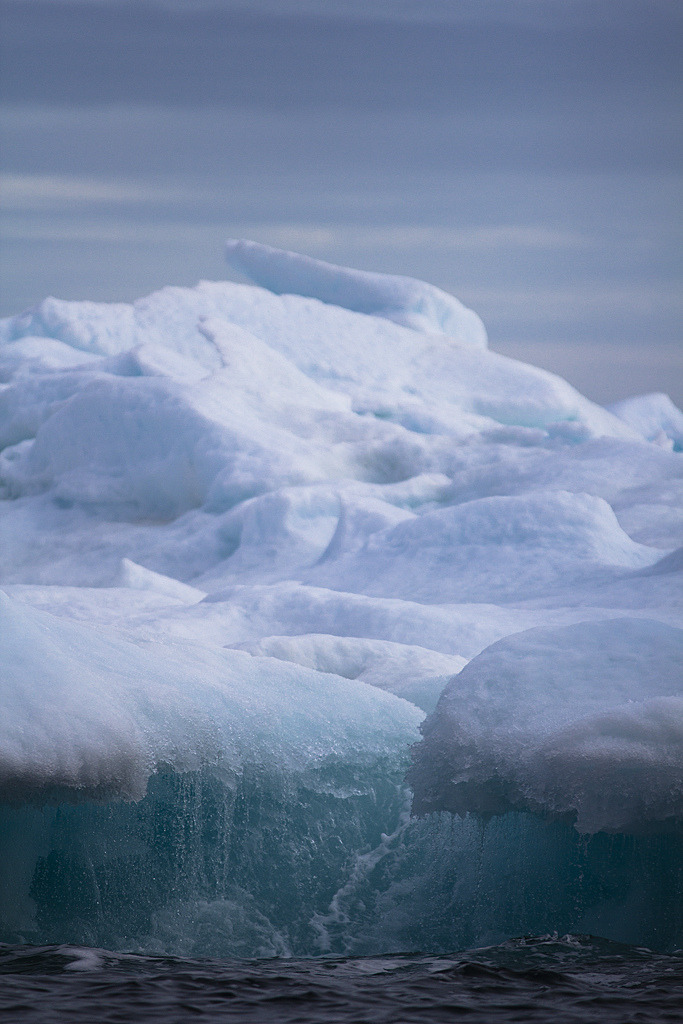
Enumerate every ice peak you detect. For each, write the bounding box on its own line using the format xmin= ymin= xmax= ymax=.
xmin=225 ymin=238 xmax=488 ymax=347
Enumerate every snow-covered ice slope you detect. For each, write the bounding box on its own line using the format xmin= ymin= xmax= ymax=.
xmin=0 ymin=242 xmax=681 ymax=954
xmin=0 ymin=591 xmax=421 ymax=804
xmin=411 ymin=618 xmax=683 ymax=833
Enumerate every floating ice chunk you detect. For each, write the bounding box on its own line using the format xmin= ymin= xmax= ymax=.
xmin=225 ymin=238 xmax=488 ymax=347
xmin=116 ymin=559 xmax=206 ymax=604
xmin=0 ymin=591 xmax=422 ymax=804
xmin=1 ymin=248 xmax=681 ymax=954
xmin=410 ymin=618 xmax=683 ymax=833
xmin=1 ymin=246 xmax=682 ymax=954
xmin=308 ymin=490 xmax=663 ymax=603
xmin=231 ymin=634 xmax=466 ymax=712
xmin=608 ymin=393 xmax=683 ymax=450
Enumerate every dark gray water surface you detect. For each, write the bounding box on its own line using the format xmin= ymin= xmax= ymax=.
xmin=1 ymin=935 xmax=681 ymax=1024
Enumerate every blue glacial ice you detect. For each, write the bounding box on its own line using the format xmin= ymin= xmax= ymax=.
xmin=0 ymin=242 xmax=681 ymax=955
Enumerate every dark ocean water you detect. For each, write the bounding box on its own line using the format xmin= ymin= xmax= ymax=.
xmin=1 ymin=935 xmax=681 ymax=1024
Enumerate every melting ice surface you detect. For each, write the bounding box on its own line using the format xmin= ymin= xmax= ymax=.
xmin=0 ymin=242 xmax=681 ymax=956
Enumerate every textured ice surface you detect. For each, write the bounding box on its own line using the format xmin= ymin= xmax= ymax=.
xmin=0 ymin=591 xmax=420 ymax=803
xmin=608 ymin=392 xmax=683 ymax=450
xmin=225 ymin=238 xmax=488 ymax=345
xmin=230 ymin=634 xmax=466 ymax=714
xmin=307 ymin=490 xmax=662 ymax=603
xmin=0 ymin=243 xmax=681 ymax=953
xmin=411 ymin=619 xmax=683 ymax=833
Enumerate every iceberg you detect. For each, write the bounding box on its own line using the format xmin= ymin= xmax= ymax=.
xmin=0 ymin=243 xmax=681 ymax=954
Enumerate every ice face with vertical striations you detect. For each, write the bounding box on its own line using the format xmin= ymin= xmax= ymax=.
xmin=0 ymin=242 xmax=681 ymax=955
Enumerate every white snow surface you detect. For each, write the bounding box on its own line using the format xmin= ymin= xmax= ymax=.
xmin=608 ymin=392 xmax=683 ymax=450
xmin=0 ymin=591 xmax=421 ymax=803
xmin=0 ymin=242 xmax=681 ymax=831
xmin=225 ymin=238 xmax=489 ymax=345
xmin=411 ymin=619 xmax=683 ymax=833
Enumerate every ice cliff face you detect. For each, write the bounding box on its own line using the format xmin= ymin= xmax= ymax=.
xmin=0 ymin=242 xmax=681 ymax=954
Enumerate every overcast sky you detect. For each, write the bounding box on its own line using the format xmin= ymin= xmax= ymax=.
xmin=1 ymin=0 xmax=681 ymax=404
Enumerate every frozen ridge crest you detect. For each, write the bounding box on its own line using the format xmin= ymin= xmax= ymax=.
xmin=0 ymin=243 xmax=681 ymax=954
xmin=225 ymin=237 xmax=488 ymax=345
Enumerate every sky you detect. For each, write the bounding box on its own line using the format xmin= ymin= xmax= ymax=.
xmin=0 ymin=0 xmax=681 ymax=405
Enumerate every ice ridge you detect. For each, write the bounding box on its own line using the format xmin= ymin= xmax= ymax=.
xmin=225 ymin=238 xmax=488 ymax=345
